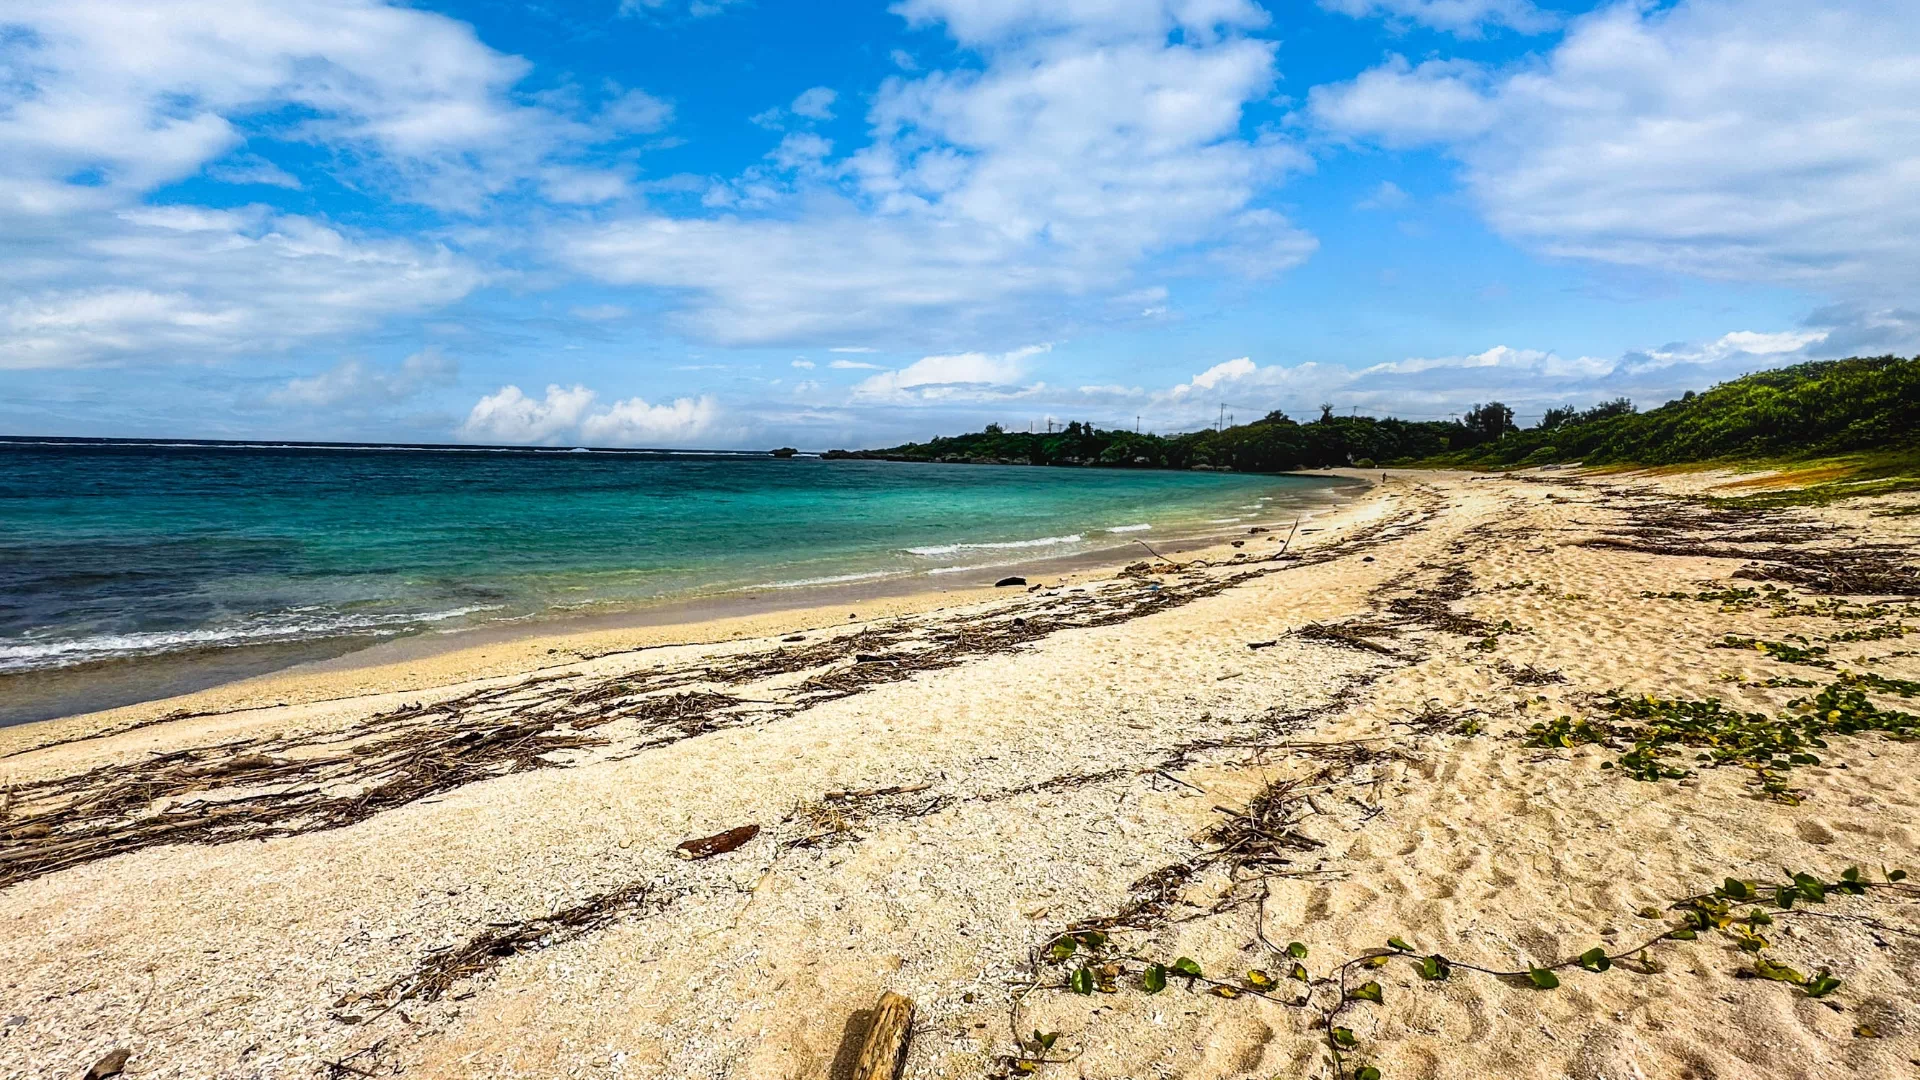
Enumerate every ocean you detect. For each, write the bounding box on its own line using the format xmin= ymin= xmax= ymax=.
xmin=0 ymin=438 xmax=1358 ymax=725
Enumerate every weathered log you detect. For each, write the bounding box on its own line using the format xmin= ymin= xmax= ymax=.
xmin=674 ymin=824 xmax=760 ymax=860
xmin=850 ymin=991 xmax=914 ymax=1080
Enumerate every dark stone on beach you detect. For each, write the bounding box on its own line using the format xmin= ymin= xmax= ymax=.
xmin=1363 ymin=556 xmax=1375 ymax=562
xmin=1248 ymin=526 xmax=1268 ymax=534
xmin=85 ymin=1049 xmax=131 ymax=1080
xmin=995 ymin=576 xmax=1027 ymax=587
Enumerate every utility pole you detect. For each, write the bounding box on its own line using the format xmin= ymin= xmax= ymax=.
xmin=1217 ymin=403 xmax=1225 ymax=432
xmin=1135 ymin=415 xmax=1140 ymax=433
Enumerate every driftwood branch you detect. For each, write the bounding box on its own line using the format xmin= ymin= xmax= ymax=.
xmin=850 ymin=991 xmax=914 ymax=1080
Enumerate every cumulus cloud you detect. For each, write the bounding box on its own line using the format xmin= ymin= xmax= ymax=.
xmin=269 ymin=347 xmax=457 ymax=408
xmin=549 ymin=0 xmax=1313 ymax=346
xmin=1316 ymin=0 xmax=1557 ymax=37
xmin=1311 ymin=0 xmax=1920 ymax=296
xmin=459 ymin=384 xmax=719 ymax=445
xmin=852 ymin=344 xmax=1050 ymax=401
xmin=1309 ymin=57 xmax=1496 ymax=146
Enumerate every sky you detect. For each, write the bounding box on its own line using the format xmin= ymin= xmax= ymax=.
xmin=2 ymin=0 xmax=1916 ymax=448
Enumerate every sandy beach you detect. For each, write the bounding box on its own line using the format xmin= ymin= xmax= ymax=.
xmin=4 ymin=467 xmax=1919 ymax=1080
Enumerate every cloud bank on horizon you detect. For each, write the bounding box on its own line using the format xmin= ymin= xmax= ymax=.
xmin=1 ymin=0 xmax=1916 ymax=446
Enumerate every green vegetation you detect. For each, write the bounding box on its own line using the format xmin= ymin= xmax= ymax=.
xmin=833 ymin=356 xmax=1920 ymax=481
xmin=1522 ymin=672 xmax=1920 ymax=802
xmin=1013 ymin=865 xmax=1911 ymax=1079
xmin=1443 ymin=355 xmax=1920 ymax=469
xmin=827 ymin=402 xmax=1517 ymax=472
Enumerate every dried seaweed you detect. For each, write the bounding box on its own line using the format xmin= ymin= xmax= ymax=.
xmin=1574 ymin=494 xmax=1920 ymax=596
xmin=1 ymin=711 xmax=604 ymax=889
xmin=362 ymin=880 xmax=661 ymax=1007
xmin=1291 ymin=622 xmax=1408 ymax=659
xmin=1495 ymin=659 xmax=1566 ymax=685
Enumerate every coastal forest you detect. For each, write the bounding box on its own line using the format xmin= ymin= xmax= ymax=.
xmin=828 ymin=355 xmax=1920 ymax=473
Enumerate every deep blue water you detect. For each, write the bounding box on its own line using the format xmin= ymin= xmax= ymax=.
xmin=0 ymin=439 xmax=1355 ymax=720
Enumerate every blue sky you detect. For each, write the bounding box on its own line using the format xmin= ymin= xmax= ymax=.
xmin=2 ymin=0 xmax=1915 ymax=447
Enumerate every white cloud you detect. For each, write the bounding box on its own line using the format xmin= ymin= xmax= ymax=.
xmin=791 ymin=359 xmax=815 ymax=368
xmin=0 ymin=0 xmax=655 ymax=216
xmin=829 ymin=359 xmax=884 ymax=370
xmin=460 ymin=383 xmax=718 ymax=445
xmin=269 ymin=347 xmax=456 ymax=407
xmin=889 ymin=0 xmax=1270 ymax=47
xmin=618 ymin=0 xmax=741 ymax=19
xmin=830 ymin=346 xmax=878 ymax=353
xmin=1311 ymin=0 xmax=1920 ymax=296
xmin=549 ymin=0 xmax=1312 ymax=346
xmin=570 ymin=304 xmax=630 ymax=321
xmin=461 ymin=384 xmax=597 ymax=443
xmin=790 ymin=87 xmax=839 ymax=121
xmin=205 ymin=154 xmax=303 ymax=190
xmin=0 ymin=0 xmax=676 ymax=368
xmin=1317 ymin=0 xmax=1557 ymax=37
xmin=749 ymin=87 xmax=837 ymax=131
xmin=0 ymin=208 xmax=482 ymax=368
xmin=852 ymin=344 xmax=1049 ymax=401
xmin=1309 ymin=57 xmax=1496 ymax=147
xmin=767 ymin=132 xmax=834 ymax=171
xmin=1354 ymin=180 xmax=1409 ymax=211
xmin=1130 ymin=318 xmax=1906 ymax=428
xmin=580 ymin=394 xmax=719 ymax=445
xmin=1166 ymin=356 xmax=1257 ymax=398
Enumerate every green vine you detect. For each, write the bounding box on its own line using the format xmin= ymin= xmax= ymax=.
xmin=1002 ymin=867 xmax=1911 ymax=1079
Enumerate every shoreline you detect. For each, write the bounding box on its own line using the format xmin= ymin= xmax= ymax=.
xmin=8 ymin=466 xmax=1915 ymax=1080
xmin=0 ymin=473 xmax=1370 ymax=749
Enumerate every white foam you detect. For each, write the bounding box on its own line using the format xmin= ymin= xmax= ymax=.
xmin=1207 ymin=517 xmax=1243 ymax=524
xmin=0 ymin=605 xmax=498 ymax=673
xmin=904 ymin=533 xmax=1083 ymax=557
xmin=754 ymin=570 xmax=895 ymax=589
xmin=1105 ymin=523 xmax=1152 ymax=533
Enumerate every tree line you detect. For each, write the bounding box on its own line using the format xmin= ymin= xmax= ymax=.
xmin=825 ymin=356 xmax=1919 ymax=472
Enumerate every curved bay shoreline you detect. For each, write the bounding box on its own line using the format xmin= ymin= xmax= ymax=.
xmin=3 ymin=467 xmax=1919 ymax=1080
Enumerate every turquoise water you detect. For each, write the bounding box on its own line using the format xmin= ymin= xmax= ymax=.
xmin=0 ymin=439 xmax=1356 ymax=722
